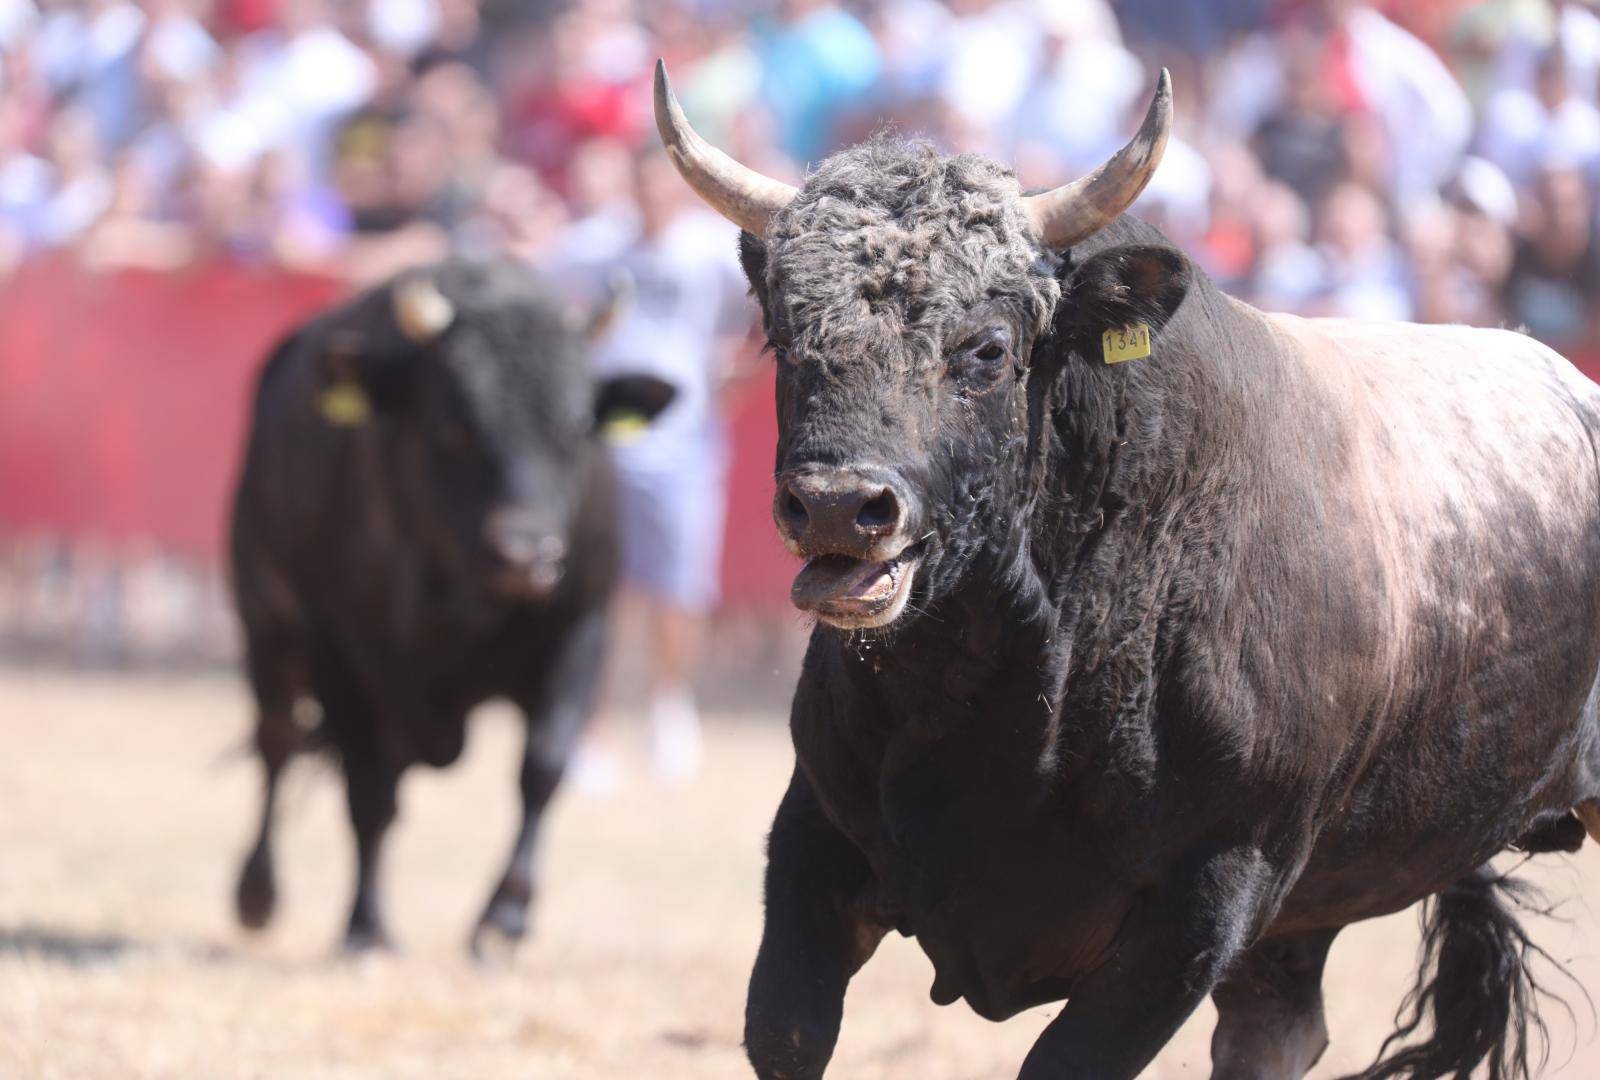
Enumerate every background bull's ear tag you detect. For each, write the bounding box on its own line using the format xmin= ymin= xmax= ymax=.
xmin=1102 ymin=323 xmax=1152 ymax=365
xmin=601 ymin=409 xmax=648 ymax=444
xmin=318 ymin=379 xmax=371 ymax=426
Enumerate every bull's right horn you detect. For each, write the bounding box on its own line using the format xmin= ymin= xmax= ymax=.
xmin=654 ymin=59 xmax=796 ymax=235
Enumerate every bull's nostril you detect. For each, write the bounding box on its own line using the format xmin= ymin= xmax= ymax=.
xmin=857 ymin=489 xmax=899 ymax=531
xmin=783 ymin=488 xmax=809 ymax=525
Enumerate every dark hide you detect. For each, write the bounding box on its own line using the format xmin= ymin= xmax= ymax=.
xmin=737 ymin=138 xmax=1600 ymax=1079
xmin=229 ymin=256 xmax=671 ymax=955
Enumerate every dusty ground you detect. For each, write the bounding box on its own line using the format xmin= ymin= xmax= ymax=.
xmin=3 ymin=669 xmax=1600 ymax=1079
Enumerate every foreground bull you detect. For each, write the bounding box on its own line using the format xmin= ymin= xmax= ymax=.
xmin=658 ymin=61 xmax=1600 ymax=1079
xmin=230 ymin=258 xmax=671 ymax=955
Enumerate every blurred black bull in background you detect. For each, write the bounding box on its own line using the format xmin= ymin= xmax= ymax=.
xmin=228 ymin=258 xmax=673 ymax=955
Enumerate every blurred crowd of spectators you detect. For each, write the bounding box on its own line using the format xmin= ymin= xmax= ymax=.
xmin=0 ymin=0 xmax=1598 ymax=344
xmin=9 ymin=0 xmax=1600 ymax=664
xmin=1 ymin=0 xmax=1599 ymax=343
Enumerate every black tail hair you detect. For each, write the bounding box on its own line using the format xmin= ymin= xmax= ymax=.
xmin=1348 ymin=865 xmax=1578 ymax=1080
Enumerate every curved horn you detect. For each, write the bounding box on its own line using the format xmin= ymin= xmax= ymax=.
xmin=654 ymin=59 xmax=796 ymax=234
xmin=392 ymin=274 xmax=455 ymax=345
xmin=1023 ymin=69 xmax=1172 ymax=249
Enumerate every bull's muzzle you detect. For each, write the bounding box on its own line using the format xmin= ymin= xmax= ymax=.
xmin=774 ymin=468 xmax=910 ymax=561
xmin=484 ymin=506 xmax=566 ymax=597
xmin=775 ymin=467 xmax=921 ymax=629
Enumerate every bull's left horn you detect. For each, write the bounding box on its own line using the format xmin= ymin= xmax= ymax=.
xmin=1022 ymin=69 xmax=1172 ymax=249
xmin=393 ymin=275 xmax=455 ymax=344
xmin=654 ymin=59 xmax=796 ymax=235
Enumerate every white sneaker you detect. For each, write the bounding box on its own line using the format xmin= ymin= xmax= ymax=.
xmin=648 ymin=692 xmax=703 ymax=786
xmin=567 ymin=741 xmax=626 ymax=797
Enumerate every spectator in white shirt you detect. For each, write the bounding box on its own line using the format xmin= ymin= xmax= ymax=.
xmin=566 ymin=148 xmax=756 ymax=788
xmin=1479 ymin=46 xmax=1600 ymax=186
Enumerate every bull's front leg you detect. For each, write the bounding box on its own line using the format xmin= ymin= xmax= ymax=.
xmin=235 ymin=628 xmax=302 ymax=930
xmin=1209 ymin=927 xmax=1340 ymax=1079
xmin=1018 ymin=848 xmax=1277 ymax=1080
xmin=314 ymin=646 xmax=404 ymax=955
xmin=746 ymin=768 xmax=886 ymax=1080
xmin=471 ymin=611 xmax=606 ymax=962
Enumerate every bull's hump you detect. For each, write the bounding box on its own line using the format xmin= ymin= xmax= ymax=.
xmin=1242 ymin=313 xmax=1600 ymax=674
xmin=1276 ymin=314 xmax=1585 ymax=391
xmin=1267 ymin=315 xmax=1592 ymax=452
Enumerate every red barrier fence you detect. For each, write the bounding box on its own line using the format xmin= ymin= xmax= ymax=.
xmin=0 ymin=258 xmax=342 ymax=553
xmin=6 ymin=259 xmax=1600 ymax=615
xmin=0 ymin=258 xmax=795 ymax=609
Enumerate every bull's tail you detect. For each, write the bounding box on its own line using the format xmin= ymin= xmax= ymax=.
xmin=1349 ymin=866 xmax=1573 ymax=1080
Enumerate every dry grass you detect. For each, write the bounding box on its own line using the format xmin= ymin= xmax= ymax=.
xmin=3 ymin=668 xmax=1600 ymax=1078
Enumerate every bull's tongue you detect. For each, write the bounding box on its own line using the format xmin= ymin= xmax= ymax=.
xmin=791 ymin=554 xmax=895 ymax=609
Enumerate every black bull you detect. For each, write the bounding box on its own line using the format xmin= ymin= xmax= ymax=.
xmin=654 ymin=64 xmax=1600 ymax=1078
xmin=229 ymin=258 xmax=671 ymax=955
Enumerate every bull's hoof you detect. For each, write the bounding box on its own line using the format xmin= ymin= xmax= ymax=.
xmin=745 ymin=1023 xmax=835 ymax=1080
xmin=341 ymin=923 xmax=394 ymax=956
xmin=235 ymin=849 xmax=276 ymax=930
xmin=469 ymin=896 xmax=529 ymax=967
xmin=469 ymin=919 xmax=521 ymax=968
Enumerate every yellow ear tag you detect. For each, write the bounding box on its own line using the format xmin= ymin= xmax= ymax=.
xmin=1102 ymin=323 xmax=1152 ymax=365
xmin=601 ymin=409 xmax=649 ymax=444
xmin=318 ymin=379 xmax=372 ymax=426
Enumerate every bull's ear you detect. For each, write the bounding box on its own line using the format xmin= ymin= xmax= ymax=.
xmin=315 ymin=333 xmax=378 ymax=426
xmin=315 ymin=331 xmax=416 ymax=425
xmin=1060 ymin=244 xmax=1191 ymax=354
xmin=738 ymin=231 xmax=770 ymax=310
xmin=594 ymin=374 xmax=677 ymax=434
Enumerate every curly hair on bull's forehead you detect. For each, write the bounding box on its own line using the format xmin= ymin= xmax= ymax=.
xmin=763 ymin=137 xmax=1062 ymax=365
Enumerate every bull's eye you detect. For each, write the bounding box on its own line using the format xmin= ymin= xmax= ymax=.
xmin=947 ymin=329 xmax=1010 ymax=387
xmin=772 ymin=344 xmax=790 ymax=364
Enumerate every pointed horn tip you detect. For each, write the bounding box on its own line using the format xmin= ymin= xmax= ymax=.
xmin=1146 ymin=69 xmax=1173 ymax=127
xmin=1134 ymin=68 xmax=1174 ymax=156
xmin=653 ymin=59 xmax=677 ymax=123
xmin=393 ymin=276 xmax=454 ymax=343
xmin=653 ymin=59 xmax=690 ymax=154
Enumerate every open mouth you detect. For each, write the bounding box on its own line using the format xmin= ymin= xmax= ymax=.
xmin=790 ymin=549 xmax=919 ymax=629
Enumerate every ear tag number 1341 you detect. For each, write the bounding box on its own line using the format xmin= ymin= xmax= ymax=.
xmin=1102 ymin=323 xmax=1152 ymax=365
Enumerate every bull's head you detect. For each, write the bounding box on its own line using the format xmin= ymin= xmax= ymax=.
xmin=656 ymin=62 xmax=1190 ymax=631
xmin=317 ymin=259 xmax=673 ymax=600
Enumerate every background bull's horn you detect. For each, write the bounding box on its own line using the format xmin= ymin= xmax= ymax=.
xmin=654 ymin=59 xmax=796 ymax=235
xmin=1022 ymin=69 xmax=1172 ymax=249
xmin=392 ymin=275 xmax=455 ymax=344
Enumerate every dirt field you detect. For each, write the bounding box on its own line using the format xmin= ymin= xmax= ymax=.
xmin=3 ymin=669 xmax=1600 ymax=1078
